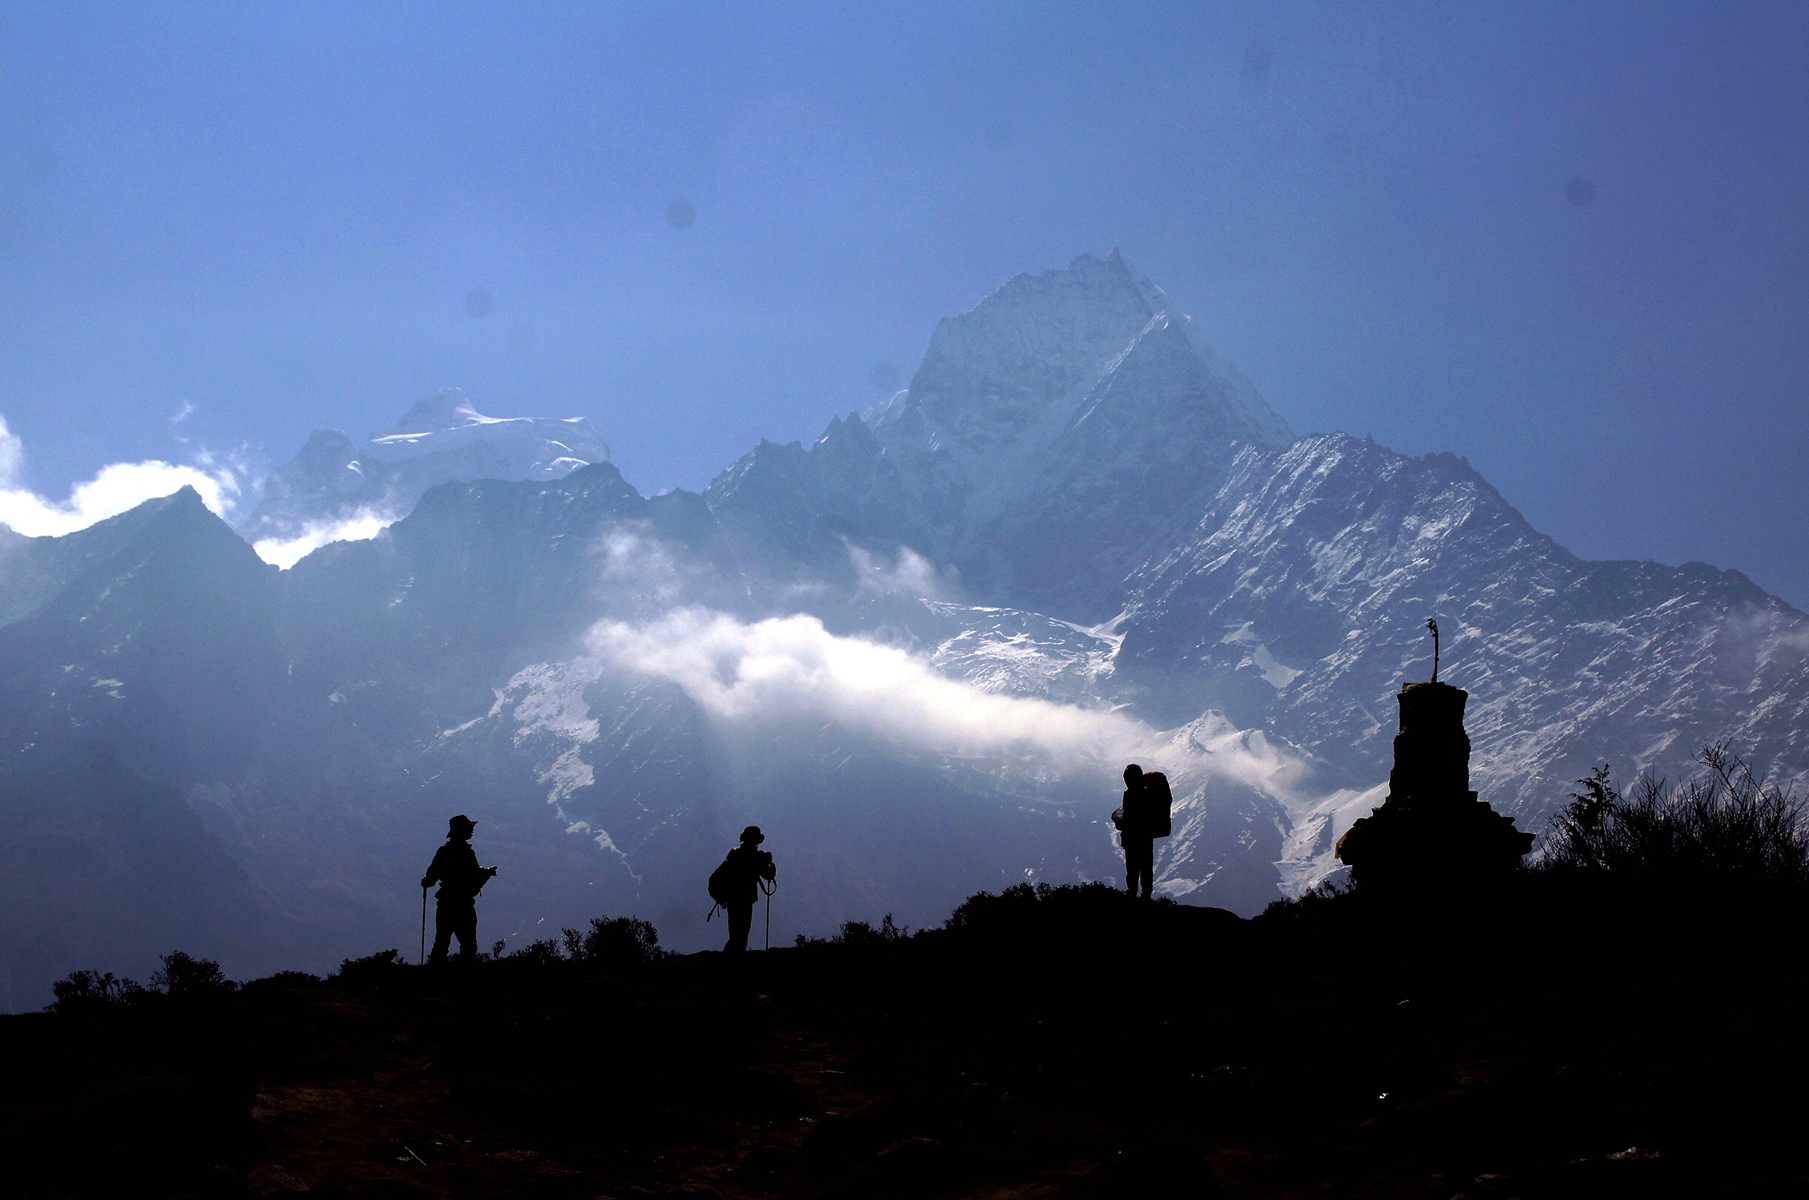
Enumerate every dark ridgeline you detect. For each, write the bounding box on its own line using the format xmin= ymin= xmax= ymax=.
xmin=12 ymin=864 xmax=1803 ymax=1196
xmin=1335 ymin=668 xmax=1534 ymax=892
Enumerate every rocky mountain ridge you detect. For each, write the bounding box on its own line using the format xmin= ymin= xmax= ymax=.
xmin=0 ymin=251 xmax=1804 ymax=1006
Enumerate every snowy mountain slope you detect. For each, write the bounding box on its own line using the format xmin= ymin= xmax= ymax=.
xmin=240 ymin=389 xmax=610 ymax=550
xmin=0 ymin=491 xmax=248 ymax=628
xmin=1111 ymin=433 xmax=1809 ymax=829
xmin=0 ymin=488 xmax=284 ymax=782
xmin=709 ymin=252 xmax=1809 ymax=894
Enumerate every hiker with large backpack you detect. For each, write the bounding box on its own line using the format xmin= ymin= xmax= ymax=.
xmin=1111 ymin=764 xmax=1172 ymax=901
xmin=708 ymin=825 xmax=776 ymax=953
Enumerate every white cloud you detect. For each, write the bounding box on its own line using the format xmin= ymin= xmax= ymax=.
xmin=846 ymin=542 xmax=953 ymax=600
xmin=0 ymin=414 xmax=241 ymax=538
xmin=587 ymin=608 xmax=1302 ymax=796
xmin=252 ymin=508 xmax=397 ymax=569
xmin=1718 ymin=604 xmax=1809 ymax=660
xmin=595 ymin=527 xmax=693 ymax=603
xmin=171 ymin=399 xmax=196 ymax=425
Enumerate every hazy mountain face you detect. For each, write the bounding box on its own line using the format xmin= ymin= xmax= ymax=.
xmin=0 ymin=253 xmax=1804 ymax=1006
xmin=239 ymin=389 xmax=611 ymax=567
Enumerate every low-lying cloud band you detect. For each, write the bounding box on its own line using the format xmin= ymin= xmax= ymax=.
xmin=587 ymin=607 xmax=1305 ymax=801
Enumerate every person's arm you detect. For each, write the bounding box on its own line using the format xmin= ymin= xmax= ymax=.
xmin=421 ymin=847 xmax=443 ymax=889
xmin=458 ymin=844 xmax=486 ymax=888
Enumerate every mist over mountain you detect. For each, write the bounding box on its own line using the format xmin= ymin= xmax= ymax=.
xmin=0 ymin=252 xmax=1804 ymax=1007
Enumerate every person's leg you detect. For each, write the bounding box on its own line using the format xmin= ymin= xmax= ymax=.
xmin=451 ymin=901 xmax=478 ymax=961
xmin=726 ymin=903 xmax=752 ymax=953
xmin=1131 ymin=841 xmax=1154 ymax=900
xmin=429 ymin=901 xmax=454 ymax=964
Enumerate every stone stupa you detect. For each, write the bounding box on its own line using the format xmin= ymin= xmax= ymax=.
xmin=1335 ymin=620 xmax=1533 ymax=892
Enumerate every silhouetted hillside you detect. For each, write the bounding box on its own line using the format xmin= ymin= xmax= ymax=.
xmin=5 ymin=877 xmax=1803 ymax=1197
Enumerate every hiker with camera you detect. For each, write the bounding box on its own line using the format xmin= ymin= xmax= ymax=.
xmin=420 ymin=814 xmax=498 ymax=964
xmin=708 ymin=825 xmax=777 ymax=953
xmin=1112 ymin=764 xmax=1173 ymax=901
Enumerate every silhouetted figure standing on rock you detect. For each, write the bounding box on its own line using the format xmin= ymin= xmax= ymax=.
xmin=709 ymin=826 xmax=776 ymax=953
xmin=1113 ymin=765 xmax=1172 ymax=901
xmin=421 ymin=815 xmax=497 ymax=964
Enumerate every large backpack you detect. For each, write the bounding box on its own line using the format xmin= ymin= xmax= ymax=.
xmin=1144 ymin=771 xmax=1174 ymax=838
xmin=707 ymin=856 xmax=739 ymax=908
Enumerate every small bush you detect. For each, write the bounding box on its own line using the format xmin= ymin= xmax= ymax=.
xmin=332 ymin=948 xmax=406 ymax=985
xmin=1258 ymin=876 xmax=1353 ymax=921
xmin=506 ymin=938 xmax=566 ymax=966
xmin=49 ymin=969 xmax=145 ymax=1013
xmin=1539 ymin=744 xmax=1809 ymax=891
xmin=560 ymin=916 xmax=664 ymax=968
xmin=239 ymin=970 xmax=322 ymax=996
xmin=150 ymin=951 xmax=235 ymax=998
xmin=946 ymin=881 xmax=1143 ymax=932
xmin=834 ymin=914 xmax=909 ymax=946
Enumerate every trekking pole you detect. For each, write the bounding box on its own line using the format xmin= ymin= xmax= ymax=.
xmin=420 ymin=885 xmax=427 ymax=965
xmin=762 ymin=879 xmax=775 ymax=951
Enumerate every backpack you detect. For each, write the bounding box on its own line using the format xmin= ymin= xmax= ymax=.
xmin=707 ymin=857 xmax=738 ymax=908
xmin=1143 ymin=771 xmax=1173 ymax=838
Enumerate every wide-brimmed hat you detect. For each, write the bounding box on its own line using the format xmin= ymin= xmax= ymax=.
xmin=739 ymin=825 xmax=765 ymax=845
xmin=448 ymin=814 xmax=478 ymax=836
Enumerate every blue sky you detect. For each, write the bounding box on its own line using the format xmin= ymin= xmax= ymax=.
xmin=1 ymin=2 xmax=1805 ymax=603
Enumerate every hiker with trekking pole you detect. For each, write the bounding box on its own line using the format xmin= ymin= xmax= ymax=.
xmin=419 ymin=814 xmax=498 ymax=964
xmin=706 ymin=825 xmax=777 ymax=953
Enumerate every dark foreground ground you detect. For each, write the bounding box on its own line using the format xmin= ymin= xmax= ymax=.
xmin=3 ymin=882 xmax=1805 ymax=1199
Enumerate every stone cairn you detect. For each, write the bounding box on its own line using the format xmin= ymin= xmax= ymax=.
xmin=1336 ymin=635 xmax=1533 ymax=892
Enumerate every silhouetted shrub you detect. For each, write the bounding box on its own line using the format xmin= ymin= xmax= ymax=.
xmin=332 ymin=948 xmax=406 ymax=986
xmin=833 ymin=914 xmax=909 ymax=946
xmin=48 ymin=969 xmax=145 ymax=1013
xmin=1539 ymin=745 xmax=1809 ymax=891
xmin=1258 ymin=876 xmax=1353 ymax=921
xmin=560 ymin=916 xmax=664 ymax=968
xmin=150 ymin=951 xmax=236 ymax=998
xmin=506 ymin=937 xmax=566 ymax=966
xmin=238 ymin=970 xmax=322 ymax=996
xmin=946 ymin=881 xmax=1160 ymax=937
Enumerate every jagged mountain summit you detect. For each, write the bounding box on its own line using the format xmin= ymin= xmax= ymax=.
xmin=710 ymin=250 xmax=1292 ymax=616
xmin=0 ymin=252 xmax=1805 ymax=1008
xmin=239 ymin=389 xmax=610 ymax=554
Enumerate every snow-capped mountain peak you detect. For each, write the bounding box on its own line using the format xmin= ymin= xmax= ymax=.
xmin=240 ymin=389 xmax=611 ymax=550
xmin=871 ymin=250 xmax=1292 ymax=457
